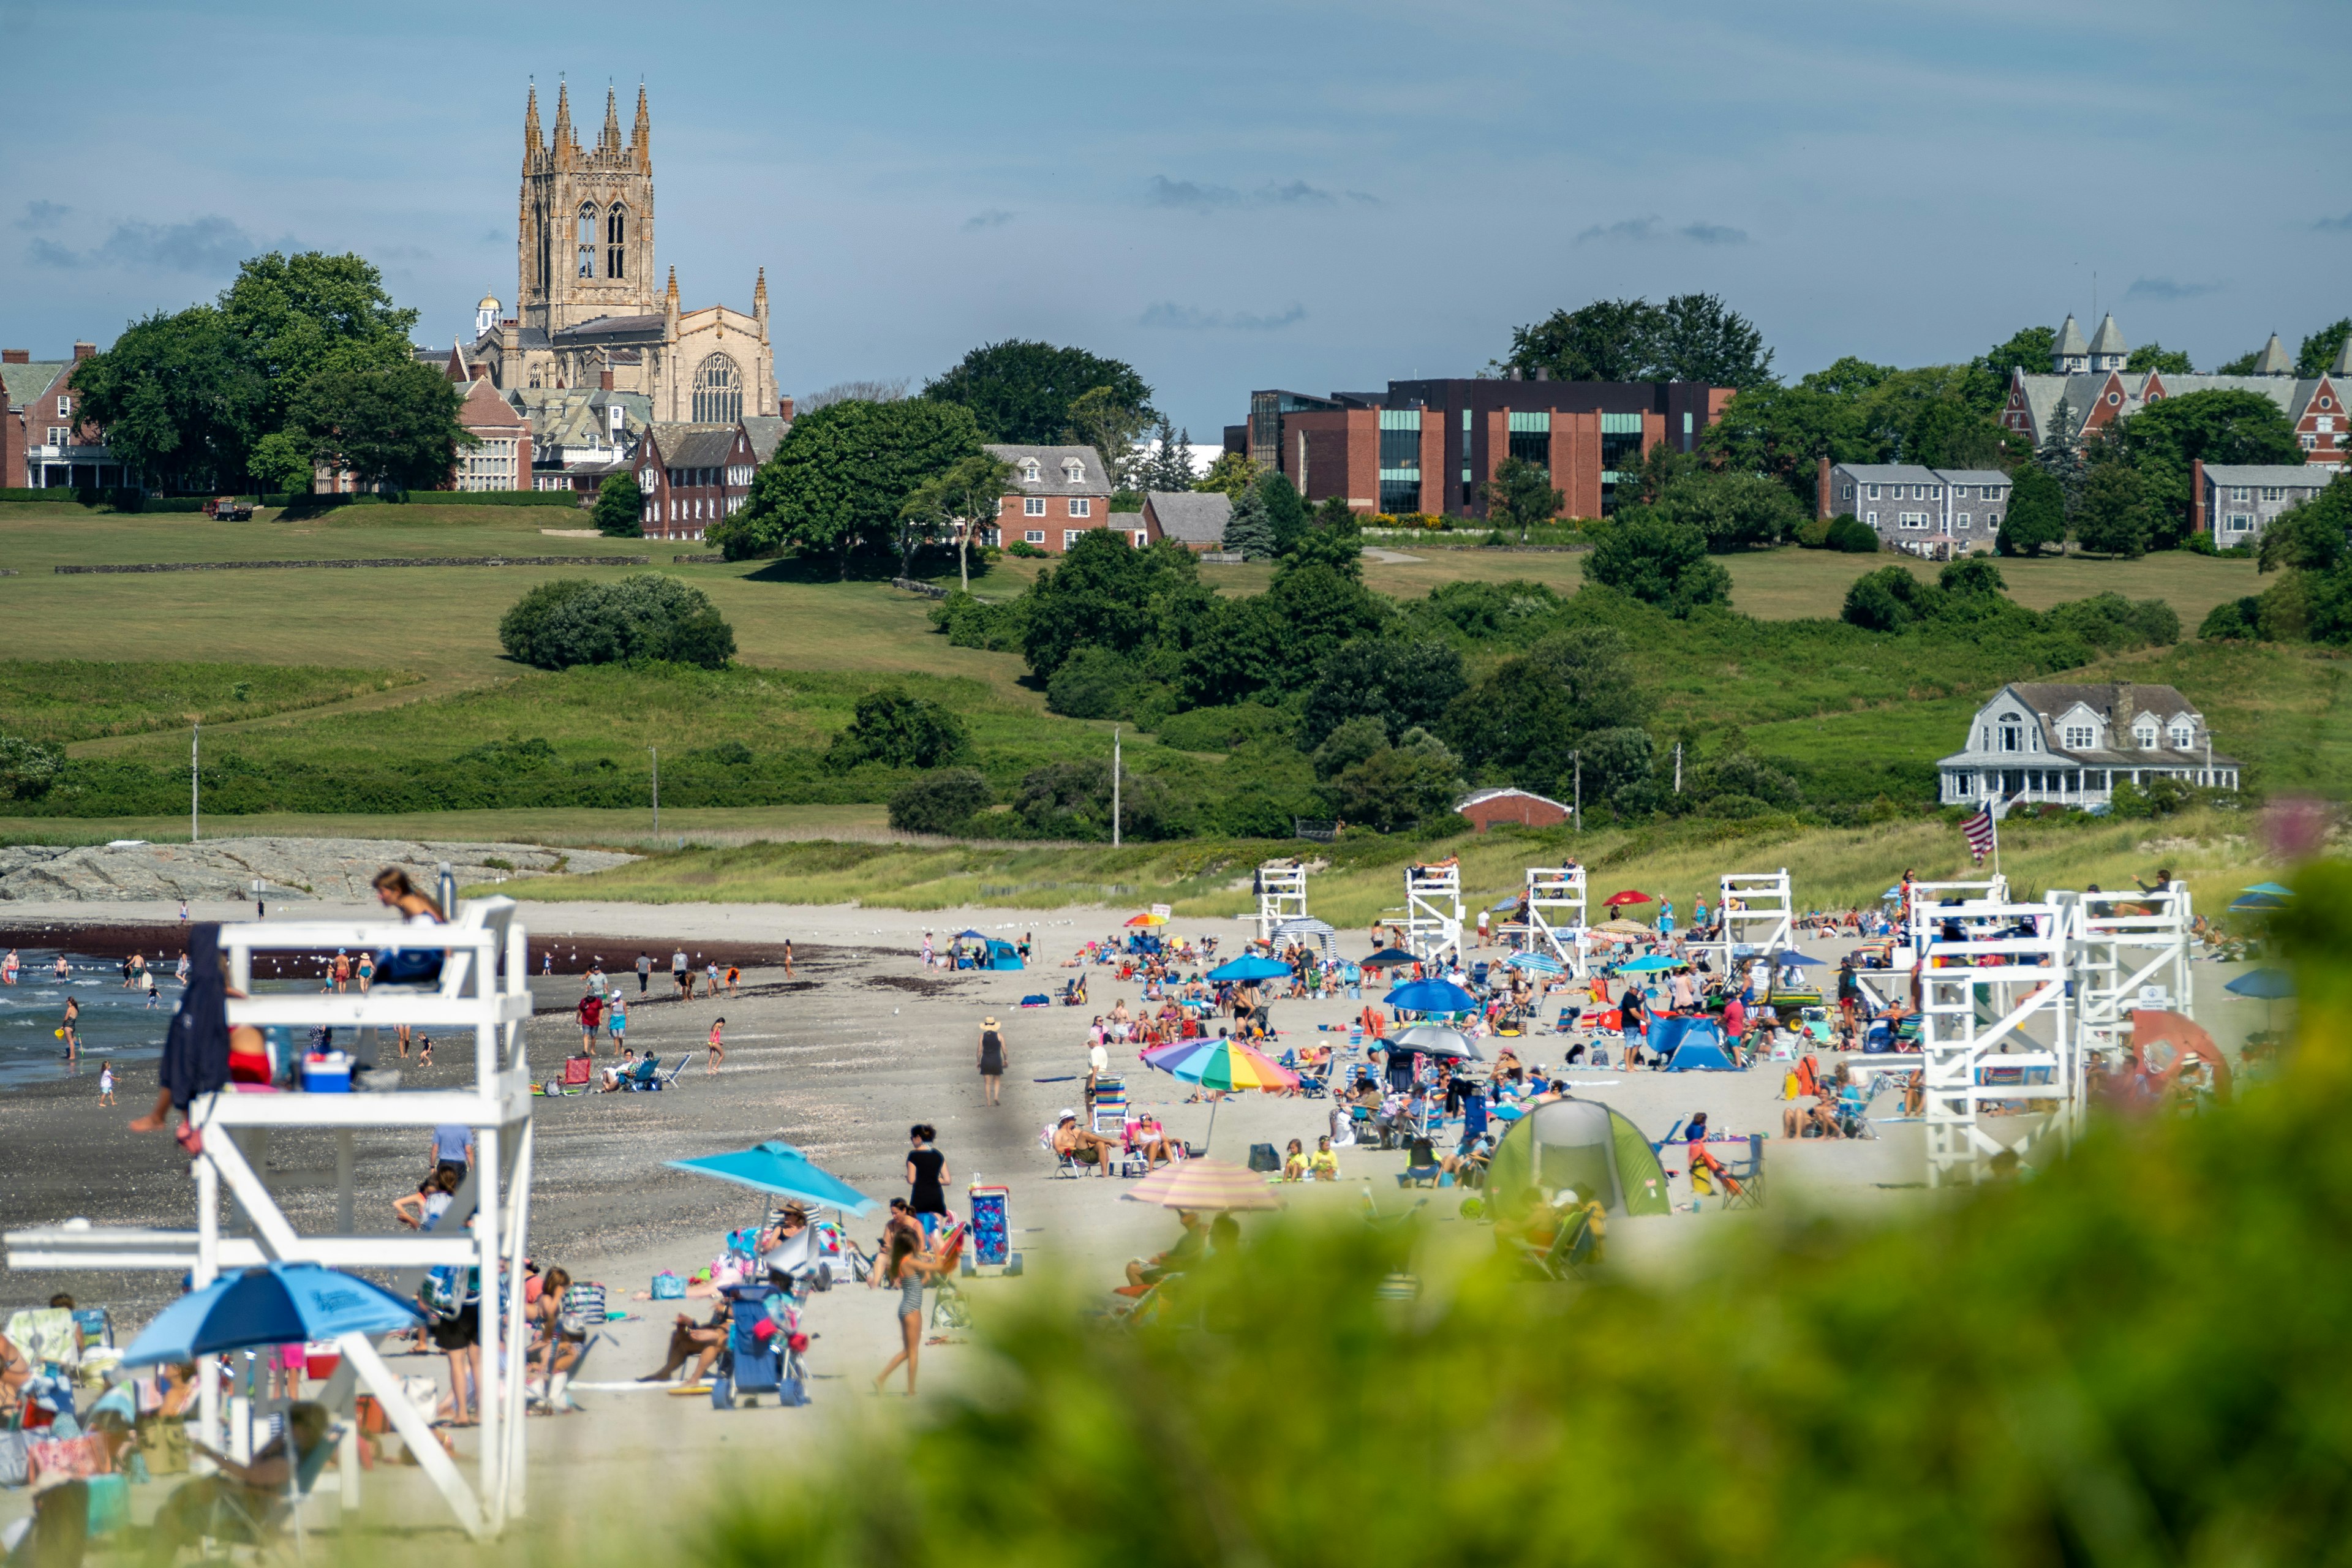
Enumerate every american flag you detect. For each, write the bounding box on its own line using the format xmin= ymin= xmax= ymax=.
xmin=1961 ymin=802 xmax=1997 ymax=863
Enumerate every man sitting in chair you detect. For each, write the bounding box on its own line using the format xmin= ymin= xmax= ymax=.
xmin=1052 ymin=1114 xmax=1117 ymax=1175
xmin=147 ymin=1401 xmax=331 ymax=1566
xmin=636 ymin=1298 xmax=731 ymax=1384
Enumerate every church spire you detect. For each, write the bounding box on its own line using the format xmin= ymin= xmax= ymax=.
xmin=631 ymin=84 xmax=651 ymax=171
xmin=665 ymin=266 xmax=680 ymax=314
xmin=523 ymin=85 xmax=541 ymax=168
xmin=552 ymin=79 xmax=576 ymax=165
xmin=600 ymin=85 xmax=622 ymax=155
xmin=753 ymin=266 xmax=769 ymax=327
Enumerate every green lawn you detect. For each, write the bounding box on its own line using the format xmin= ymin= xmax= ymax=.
xmin=0 ymin=659 xmax=418 ymax=745
xmin=1722 ymin=547 xmax=2262 ymax=624
xmin=0 ymin=802 xmax=887 ymax=849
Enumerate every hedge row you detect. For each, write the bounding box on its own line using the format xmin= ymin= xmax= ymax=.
xmin=0 ymin=489 xmax=586 ymax=511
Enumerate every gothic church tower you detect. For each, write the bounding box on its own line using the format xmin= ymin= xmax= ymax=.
xmin=518 ymin=81 xmax=657 ymax=336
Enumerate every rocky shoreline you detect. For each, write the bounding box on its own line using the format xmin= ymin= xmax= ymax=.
xmin=0 ymin=837 xmax=636 ymax=903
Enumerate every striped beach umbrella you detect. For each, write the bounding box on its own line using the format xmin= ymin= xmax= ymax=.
xmin=1142 ymin=1036 xmax=1298 ymax=1093
xmin=1122 ymin=1158 xmax=1279 ymax=1212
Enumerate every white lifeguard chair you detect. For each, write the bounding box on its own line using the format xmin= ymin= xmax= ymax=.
xmin=1404 ymin=861 xmax=1463 ymax=965
xmin=6 ymin=898 xmax=536 ymax=1539
xmin=1717 ymin=870 xmax=1794 ymax=978
xmin=1907 ymin=886 xmax=2073 ymax=1186
xmin=1523 ymin=866 xmax=1588 ymax=973
xmin=1255 ymin=861 xmax=1307 ymax=945
xmin=2057 ymin=881 xmax=2194 ymax=1131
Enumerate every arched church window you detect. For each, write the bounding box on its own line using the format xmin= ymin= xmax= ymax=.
xmin=576 ymin=203 xmax=597 ymax=279
xmin=693 ymin=355 xmax=742 ymax=424
xmin=606 ymin=205 xmax=627 ymax=280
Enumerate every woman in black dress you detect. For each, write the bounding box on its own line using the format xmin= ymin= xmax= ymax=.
xmin=976 ymin=1016 xmax=1007 ymax=1106
xmin=905 ymin=1125 xmax=949 ymax=1237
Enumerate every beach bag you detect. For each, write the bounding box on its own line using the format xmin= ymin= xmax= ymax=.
xmin=374 ymin=946 xmax=444 ymax=986
xmin=0 ymin=1429 xmax=31 ymax=1487
xmin=557 ymin=1283 xmax=606 ymax=1338
xmin=650 ymin=1271 xmax=685 ymax=1300
xmin=135 ymin=1417 xmax=189 ymax=1476
xmin=1246 ymin=1142 xmax=1281 ymax=1174
xmin=420 ymin=1266 xmax=464 ymax=1321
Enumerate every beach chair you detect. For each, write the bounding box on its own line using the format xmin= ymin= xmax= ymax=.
xmin=554 ymin=1055 xmax=593 ymax=1095
xmin=1520 ymin=1207 xmax=1597 ymax=1281
xmin=616 ymin=1055 xmax=661 ymax=1090
xmin=709 ymin=1283 xmax=807 ymax=1409
xmin=198 ymin=1418 xmax=347 ymax=1564
xmin=1721 ymin=1135 xmax=1765 ymax=1210
xmin=1039 ymin=1126 xmax=1092 ymax=1178
xmin=1090 ymin=1078 xmax=1128 ymax=1136
xmin=651 ymin=1052 xmax=691 ymax=1090
xmin=929 ymin=1226 xmax=973 ymax=1330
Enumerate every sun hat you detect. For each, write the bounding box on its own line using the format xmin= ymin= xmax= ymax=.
xmin=984 ymin=1016 xmax=998 ymax=1027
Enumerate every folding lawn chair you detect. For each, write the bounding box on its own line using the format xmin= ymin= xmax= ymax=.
xmin=1090 ymin=1078 xmax=1128 ymax=1136
xmin=1721 ymin=1134 xmax=1766 ymax=1210
xmin=618 ymin=1055 xmax=662 ymax=1090
xmin=1039 ymin=1127 xmax=1091 ymax=1178
xmin=1519 ymin=1208 xmax=1597 ymax=1281
xmin=653 ymin=1052 xmax=692 ymax=1090
xmin=554 ymin=1055 xmax=593 ymax=1095
xmin=200 ymin=1419 xmax=346 ymax=1565
xmin=929 ymin=1224 xmax=973 ymax=1330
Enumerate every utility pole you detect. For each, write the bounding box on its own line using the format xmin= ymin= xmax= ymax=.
xmin=647 ymin=747 xmax=660 ymax=836
xmin=1112 ymin=727 xmax=1122 ymax=848
xmin=190 ymin=724 xmax=200 ymax=842
xmin=1673 ymin=741 xmax=1683 ymax=794
xmin=1572 ymin=750 xmax=1582 ymax=834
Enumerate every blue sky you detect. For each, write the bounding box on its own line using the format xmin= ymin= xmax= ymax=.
xmin=2 ymin=0 xmax=2346 ymax=435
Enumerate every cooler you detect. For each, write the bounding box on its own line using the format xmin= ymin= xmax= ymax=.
xmin=967 ymin=1183 xmax=1010 ymax=1267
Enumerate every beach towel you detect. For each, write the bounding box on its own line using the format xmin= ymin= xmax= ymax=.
xmin=159 ymin=924 xmax=231 ymax=1111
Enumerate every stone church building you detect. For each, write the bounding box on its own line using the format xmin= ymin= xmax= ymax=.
xmin=469 ymin=82 xmax=777 ymax=426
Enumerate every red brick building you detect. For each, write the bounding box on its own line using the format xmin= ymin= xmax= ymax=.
xmin=450 ymin=374 xmax=533 ymax=490
xmin=985 ymin=443 xmax=1116 ymax=553
xmin=1231 ymin=376 xmax=1733 ymax=520
xmin=635 ymin=422 xmax=754 ymax=540
xmin=1455 ymin=787 xmax=1574 ymax=832
xmin=2 ymin=344 xmax=121 ymax=489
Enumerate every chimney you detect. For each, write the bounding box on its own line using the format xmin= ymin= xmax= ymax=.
xmin=2190 ymin=457 xmax=2206 ymax=537
xmin=1818 ymin=454 xmax=1833 ymax=519
xmin=2114 ymin=682 xmax=2136 ymax=734
xmin=778 ymin=396 xmax=794 ymax=421
xmin=72 ymin=342 xmax=96 ymax=361
xmin=599 ymin=367 xmax=615 ymax=391
xmin=1 ymin=350 xmax=26 ymax=364
xmin=1533 ymin=366 xmax=1550 ymax=381
xmin=1507 ymin=366 xmax=1523 ymax=382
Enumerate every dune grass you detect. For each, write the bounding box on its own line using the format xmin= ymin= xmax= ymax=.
xmin=0 ymin=659 xmax=418 ymax=745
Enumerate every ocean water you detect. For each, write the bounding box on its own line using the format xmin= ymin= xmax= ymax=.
xmin=0 ymin=949 xmax=336 ymax=1090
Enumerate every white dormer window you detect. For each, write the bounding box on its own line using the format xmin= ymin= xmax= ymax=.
xmin=2134 ymin=720 xmax=2158 ymax=750
xmin=1020 ymin=460 xmax=1041 ymax=484
xmin=1063 ymin=458 xmax=1085 ymax=484
xmin=2168 ymin=721 xmax=2195 ymax=749
xmin=2064 ymin=724 xmax=2095 ymax=750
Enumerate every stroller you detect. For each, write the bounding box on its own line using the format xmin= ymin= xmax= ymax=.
xmin=709 ymin=1281 xmax=810 ymax=1409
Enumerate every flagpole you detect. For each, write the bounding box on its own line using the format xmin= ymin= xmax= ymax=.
xmin=1991 ymin=794 xmax=2002 ymax=878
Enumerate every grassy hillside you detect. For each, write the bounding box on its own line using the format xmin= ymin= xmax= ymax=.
xmin=500 ymin=806 xmax=2269 ymax=922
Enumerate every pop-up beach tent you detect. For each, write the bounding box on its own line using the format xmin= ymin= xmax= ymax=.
xmin=1649 ymin=1016 xmax=1739 ymax=1071
xmin=1486 ymin=1097 xmax=1670 ymax=1218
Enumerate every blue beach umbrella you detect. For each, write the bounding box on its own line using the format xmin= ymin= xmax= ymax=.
xmin=1360 ymin=948 xmax=1418 ymax=968
xmin=2229 ymin=893 xmax=2286 ymax=913
xmin=1617 ymin=954 xmax=1687 ymax=973
xmin=667 ymin=1140 xmax=878 ymax=1216
xmin=1386 ymin=978 xmax=1479 ymax=1014
xmin=2225 ymin=968 xmax=2296 ymax=1000
xmin=124 ymin=1262 xmax=423 ymax=1365
xmin=1776 ymin=952 xmax=1827 ymax=967
xmin=1504 ymin=951 xmax=1564 ymax=974
xmin=2241 ymin=883 xmax=2294 ymax=898
xmin=1207 ymin=955 xmax=1291 ymax=982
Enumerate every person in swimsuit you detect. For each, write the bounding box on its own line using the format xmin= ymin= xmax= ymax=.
xmin=905 ymin=1125 xmax=949 ymax=1233
xmin=61 ymin=994 xmax=79 ymax=1063
xmin=976 ymin=1017 xmax=1006 ymax=1106
xmin=872 ymin=1229 xmax=943 ymax=1396
xmin=707 ymin=1017 xmax=726 ymax=1073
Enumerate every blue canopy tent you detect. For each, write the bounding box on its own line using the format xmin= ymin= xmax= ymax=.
xmin=1648 ymin=1016 xmax=1739 ymax=1071
xmin=949 ymin=932 xmax=1023 ymax=970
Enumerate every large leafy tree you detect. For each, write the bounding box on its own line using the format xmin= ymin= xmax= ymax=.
xmin=1442 ymin=627 xmax=1639 ymax=789
xmin=920 ymin=340 xmax=1152 ymax=445
xmin=1501 ymin=293 xmax=1774 ymax=388
xmin=1703 ymin=356 xmax=2010 ymax=511
xmin=1996 ymin=466 xmax=2068 ymax=557
xmin=1300 ymin=639 xmax=1468 ymax=749
xmin=594 ymin=471 xmax=644 ymax=538
xmin=2113 ymin=388 xmax=2304 ymax=549
xmin=1063 ymin=386 xmax=1154 ymax=491
xmin=1019 ymin=529 xmax=1204 ymax=679
xmin=2073 ymin=462 xmax=2154 ymax=559
xmin=68 ymin=306 xmax=266 ymax=489
xmin=2127 ymin=343 xmax=2195 ymax=375
xmin=287 ymin=362 xmax=473 ymax=494
xmin=721 ymin=399 xmax=982 ymax=572
xmin=1649 ymin=470 xmax=1804 ymax=552
xmin=1257 ymin=472 xmax=1310 ymax=554
xmin=1975 ymin=325 xmax=2056 ymax=386
xmin=219 ymin=251 xmax=419 ymax=431
xmin=2297 ymin=317 xmax=2352 ymax=377
xmin=1488 ymin=456 xmax=1562 ymax=542
xmin=900 ymin=453 xmax=1016 ymax=590
xmin=1579 ymin=515 xmax=1730 ymax=616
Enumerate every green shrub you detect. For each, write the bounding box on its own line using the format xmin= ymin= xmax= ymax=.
xmin=887 ymin=767 xmax=992 ymax=834
xmin=0 ymin=736 xmax=63 ymax=800
xmin=1005 ymin=540 xmax=1047 ymax=558
xmin=511 ymin=575 xmax=735 ymax=669
xmin=1046 ymin=646 xmax=1145 ymax=720
xmin=593 ymin=472 xmax=644 ymax=538
xmin=2200 ymin=597 xmax=2261 ymax=640
xmin=927 ymin=591 xmax=1025 ymax=652
xmin=1150 ymin=703 xmax=1292 ymax=752
xmin=1826 ymin=514 xmax=1880 ymax=552
xmin=1580 ymin=516 xmax=1731 ymax=615
xmin=825 ymin=688 xmax=972 ymax=771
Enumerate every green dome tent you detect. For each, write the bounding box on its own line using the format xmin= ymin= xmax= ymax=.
xmin=1487 ymin=1098 xmax=1670 ymax=1218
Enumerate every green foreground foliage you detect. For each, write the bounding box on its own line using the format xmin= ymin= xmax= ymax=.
xmin=694 ymin=863 xmax=2352 ymax=1568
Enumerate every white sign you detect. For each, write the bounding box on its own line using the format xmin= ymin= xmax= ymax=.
xmin=1151 ymin=903 xmax=1171 ymax=919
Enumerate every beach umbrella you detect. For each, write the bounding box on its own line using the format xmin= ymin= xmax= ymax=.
xmin=1390 ymin=1024 xmax=1482 ymax=1060
xmin=124 ymin=1262 xmax=422 ymax=1365
xmin=2225 ymin=968 xmax=2296 ymax=1000
xmin=1504 ymin=951 xmax=1564 ymax=974
xmin=666 ymin=1140 xmax=879 ymax=1216
xmin=1122 ymin=1159 xmax=1278 ymax=1212
xmin=1208 ymin=955 xmax=1290 ymax=983
xmin=1488 ymin=895 xmax=1524 ymax=913
xmin=1776 ymin=952 xmax=1826 ymax=967
xmin=1361 ymin=948 xmax=1418 ymax=968
xmin=1617 ymin=954 xmax=1687 ymax=973
xmin=2229 ymin=893 xmax=2286 ymax=913
xmin=953 ymin=929 xmax=987 ymax=940
xmin=1386 ymin=977 xmax=1479 ymax=1014
xmin=1141 ymin=1038 xmax=1298 ymax=1152
xmin=1595 ymin=919 xmax=1651 ymax=938
xmin=1125 ymin=912 xmax=1167 ymax=927
xmin=1602 ymin=891 xmax=1652 ymax=908
xmin=2242 ymin=882 xmax=2294 ymax=897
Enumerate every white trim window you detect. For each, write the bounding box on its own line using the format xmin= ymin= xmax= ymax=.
xmin=2168 ymin=721 xmax=2195 ymax=750
xmin=1954 ymin=513 xmax=1970 ymax=530
xmin=1865 ymin=510 xmax=1878 ymax=525
xmin=1062 ymin=530 xmax=1085 ymax=549
xmin=1023 ymin=529 xmax=1045 ymax=545
xmin=2064 ymin=725 xmax=2095 ymax=750
xmin=1024 ymin=497 xmax=1046 ymax=516
xmin=1134 ymin=529 xmax=1149 ymax=547
xmin=2134 ymin=720 xmax=2159 ymax=750
xmin=1068 ymin=498 xmax=1090 ymax=517
xmin=1899 ymin=511 xmax=1929 ymax=529
xmin=1020 ymin=459 xmax=1041 ymax=483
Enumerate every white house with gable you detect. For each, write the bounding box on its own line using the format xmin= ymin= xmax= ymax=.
xmin=1937 ymin=681 xmax=2239 ymax=810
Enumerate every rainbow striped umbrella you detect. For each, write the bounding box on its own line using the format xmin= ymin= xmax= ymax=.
xmin=1141 ymin=1036 xmax=1297 ymax=1153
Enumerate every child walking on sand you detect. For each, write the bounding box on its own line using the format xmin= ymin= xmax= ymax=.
xmin=707 ymin=1017 xmax=726 ymax=1074
xmin=99 ymin=1063 xmax=116 ymax=1106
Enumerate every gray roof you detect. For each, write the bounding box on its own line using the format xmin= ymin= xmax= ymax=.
xmin=2087 ymin=312 xmax=2127 ymax=355
xmin=2013 ymin=370 xmax=2320 ymax=444
xmin=984 ymin=443 xmax=1111 ymax=492
xmin=1832 ymin=464 xmax=1947 ymax=485
xmin=552 ymin=314 xmax=666 ymax=345
xmin=1936 ymin=682 xmax=2238 ymax=769
xmin=646 ymin=422 xmax=744 ymax=470
xmin=740 ymin=415 xmax=790 ymax=464
xmin=506 ymin=385 xmax=650 ymax=448
xmin=2054 ymin=314 xmax=2089 ymax=356
xmin=1 ymin=360 xmax=70 ymax=412
xmin=2253 ymin=334 xmax=2294 ymax=375
xmin=1144 ymin=489 xmax=1230 ymax=544
xmin=2202 ymin=464 xmax=2332 ymax=489
xmin=1937 ymin=469 xmax=2011 ymax=486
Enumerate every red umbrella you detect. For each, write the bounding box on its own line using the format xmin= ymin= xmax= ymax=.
xmin=1602 ymin=890 xmax=1653 ymax=908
